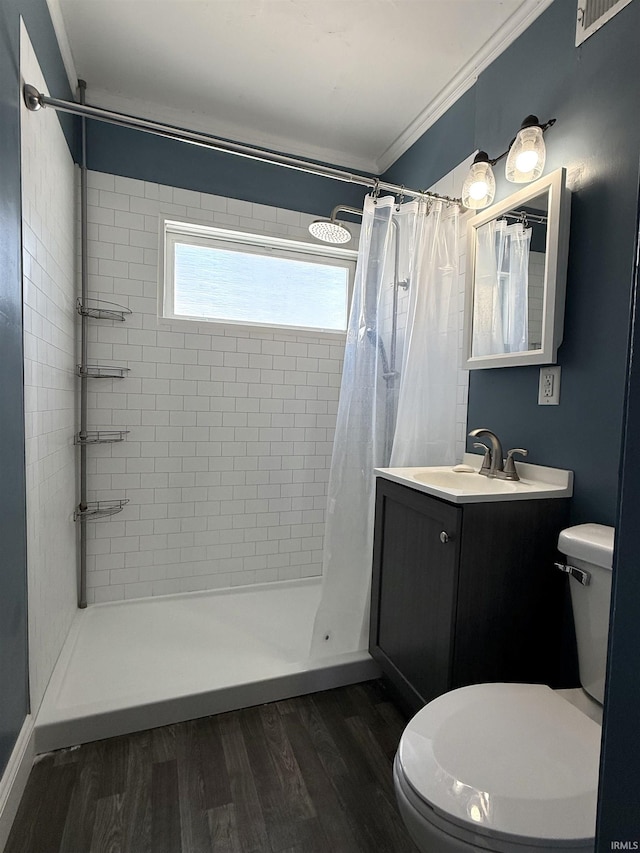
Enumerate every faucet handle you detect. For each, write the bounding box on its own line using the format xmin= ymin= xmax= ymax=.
xmin=503 ymin=448 xmax=528 ymax=480
xmin=473 ymin=442 xmax=492 ymax=474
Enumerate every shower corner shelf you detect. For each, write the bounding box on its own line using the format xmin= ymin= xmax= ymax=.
xmin=77 ymin=298 xmax=132 ymax=322
xmin=74 ymin=499 xmax=129 ymax=521
xmin=74 ymin=430 xmax=130 ymax=445
xmin=77 ymin=364 xmax=131 ymax=379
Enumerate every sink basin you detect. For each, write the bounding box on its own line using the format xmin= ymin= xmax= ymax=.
xmin=411 ymin=469 xmax=534 ymax=492
xmin=375 ymin=455 xmax=573 ymax=504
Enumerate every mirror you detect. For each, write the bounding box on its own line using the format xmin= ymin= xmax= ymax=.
xmin=463 ymin=168 xmax=571 ymax=369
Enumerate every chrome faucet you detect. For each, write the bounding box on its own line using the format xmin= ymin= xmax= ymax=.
xmin=468 ymin=428 xmax=529 ymax=480
xmin=468 ymin=428 xmax=504 ymax=478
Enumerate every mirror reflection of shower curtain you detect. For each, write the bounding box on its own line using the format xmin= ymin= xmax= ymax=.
xmin=472 ymin=219 xmax=532 ymax=356
xmin=310 ymin=195 xmax=459 ymax=657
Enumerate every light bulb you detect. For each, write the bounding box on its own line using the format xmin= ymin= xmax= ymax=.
xmin=462 ymin=157 xmax=495 ymax=210
xmin=515 ymin=149 xmax=539 ymax=173
xmin=469 ymin=804 xmax=482 ymax=823
xmin=468 ymin=180 xmax=489 ymax=201
xmin=506 ymin=124 xmax=545 ymax=183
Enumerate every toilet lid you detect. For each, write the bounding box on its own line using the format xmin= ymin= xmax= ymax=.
xmin=397 ymin=683 xmax=601 ymax=843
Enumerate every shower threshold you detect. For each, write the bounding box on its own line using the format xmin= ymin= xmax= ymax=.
xmin=35 ymin=578 xmax=379 ymax=753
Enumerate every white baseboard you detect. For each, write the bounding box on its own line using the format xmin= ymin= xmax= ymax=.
xmin=0 ymin=716 xmax=35 ymax=853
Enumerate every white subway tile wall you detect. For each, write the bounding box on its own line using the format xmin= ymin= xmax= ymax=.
xmin=21 ymin=23 xmax=78 ymax=712
xmin=528 ymin=251 xmax=546 ymax=349
xmin=83 ymin=166 xmax=470 ymax=604
xmin=83 ymin=172 xmax=360 ymax=603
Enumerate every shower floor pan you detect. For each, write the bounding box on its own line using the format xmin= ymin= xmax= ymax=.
xmin=35 ymin=578 xmax=378 ymax=753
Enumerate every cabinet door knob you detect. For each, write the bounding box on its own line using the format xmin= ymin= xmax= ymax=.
xmin=440 ymin=531 xmax=450 ymax=544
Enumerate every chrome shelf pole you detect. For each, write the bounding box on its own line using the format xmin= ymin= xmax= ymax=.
xmin=78 ymin=79 xmax=89 ymax=609
xmin=74 ymin=81 xmax=131 ymax=609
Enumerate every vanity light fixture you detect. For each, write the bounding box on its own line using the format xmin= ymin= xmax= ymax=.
xmin=461 ymin=152 xmax=496 ymax=210
xmin=462 ymin=115 xmax=556 ymax=208
xmin=505 ymin=115 xmax=554 ymax=183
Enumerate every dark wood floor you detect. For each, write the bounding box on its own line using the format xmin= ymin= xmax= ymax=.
xmin=6 ymin=681 xmax=419 ymax=853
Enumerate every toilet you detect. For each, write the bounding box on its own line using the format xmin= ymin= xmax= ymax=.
xmin=393 ymin=523 xmax=614 ymax=853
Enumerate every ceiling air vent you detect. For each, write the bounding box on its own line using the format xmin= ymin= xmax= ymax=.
xmin=576 ymin=0 xmax=634 ymax=45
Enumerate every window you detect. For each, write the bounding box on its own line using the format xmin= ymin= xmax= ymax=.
xmin=161 ymin=219 xmax=356 ymax=333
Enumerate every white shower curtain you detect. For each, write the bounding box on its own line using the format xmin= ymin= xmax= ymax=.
xmin=310 ymin=195 xmax=459 ymax=657
xmin=390 ymin=200 xmax=459 ymax=467
xmin=472 ymin=219 xmax=531 ymax=356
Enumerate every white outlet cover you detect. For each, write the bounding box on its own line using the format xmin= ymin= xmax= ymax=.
xmin=538 ymin=366 xmax=561 ymax=405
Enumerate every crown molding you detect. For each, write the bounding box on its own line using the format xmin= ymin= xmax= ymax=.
xmin=375 ymin=0 xmax=556 ymax=174
xmin=45 ymin=0 xmax=78 ymax=93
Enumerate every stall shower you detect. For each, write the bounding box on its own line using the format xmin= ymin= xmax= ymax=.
xmin=33 ymin=162 xmax=379 ymax=751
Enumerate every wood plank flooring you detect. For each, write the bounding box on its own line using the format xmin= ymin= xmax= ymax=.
xmin=6 ymin=682 xmax=419 ymax=853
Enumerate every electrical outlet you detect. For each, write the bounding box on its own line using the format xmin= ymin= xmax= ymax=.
xmin=538 ymin=366 xmax=561 ymax=405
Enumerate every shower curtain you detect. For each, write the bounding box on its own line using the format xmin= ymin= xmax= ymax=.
xmin=310 ymin=195 xmax=459 ymax=657
xmin=472 ymin=219 xmax=532 ymax=356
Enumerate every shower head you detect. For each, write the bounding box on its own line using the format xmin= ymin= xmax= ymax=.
xmin=309 ymin=204 xmax=361 ymax=244
xmin=308 ymin=218 xmax=352 ymax=244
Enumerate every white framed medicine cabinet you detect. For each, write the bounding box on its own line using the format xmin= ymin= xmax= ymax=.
xmin=463 ymin=167 xmax=571 ymax=369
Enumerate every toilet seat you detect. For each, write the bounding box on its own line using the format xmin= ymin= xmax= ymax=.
xmin=396 ymin=683 xmax=601 ymax=848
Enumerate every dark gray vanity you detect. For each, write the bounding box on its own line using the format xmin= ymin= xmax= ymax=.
xmin=369 ymin=470 xmax=573 ymax=715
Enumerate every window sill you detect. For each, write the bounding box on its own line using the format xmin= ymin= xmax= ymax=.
xmin=156 ymin=314 xmax=347 ymax=341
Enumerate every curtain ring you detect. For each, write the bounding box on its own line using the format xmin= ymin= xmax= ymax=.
xmin=396 ymin=186 xmax=405 ymax=210
xmin=370 ymin=178 xmax=381 ymax=204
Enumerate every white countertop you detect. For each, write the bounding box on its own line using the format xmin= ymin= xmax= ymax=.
xmin=375 ymin=453 xmax=573 ymax=504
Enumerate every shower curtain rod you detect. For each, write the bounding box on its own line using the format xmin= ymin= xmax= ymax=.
xmin=23 ymin=84 xmax=461 ymax=206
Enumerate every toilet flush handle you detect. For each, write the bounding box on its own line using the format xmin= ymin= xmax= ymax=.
xmin=554 ymin=561 xmax=591 ymax=586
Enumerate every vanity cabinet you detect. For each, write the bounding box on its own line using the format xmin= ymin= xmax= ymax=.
xmin=369 ymin=477 xmax=571 ymax=714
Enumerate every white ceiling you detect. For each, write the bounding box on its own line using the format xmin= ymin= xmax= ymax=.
xmin=48 ymin=0 xmax=554 ymax=174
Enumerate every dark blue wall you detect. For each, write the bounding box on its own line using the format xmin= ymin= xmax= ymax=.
xmin=385 ymin=0 xmax=640 ymax=526
xmin=0 ymin=0 xmax=74 ymax=776
xmin=0 ymin=0 xmax=28 ymax=779
xmin=86 ymin=121 xmax=365 ymax=217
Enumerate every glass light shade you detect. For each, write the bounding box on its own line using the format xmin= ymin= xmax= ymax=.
xmin=462 ymin=160 xmax=496 ymax=210
xmin=506 ymin=125 xmax=546 ymax=183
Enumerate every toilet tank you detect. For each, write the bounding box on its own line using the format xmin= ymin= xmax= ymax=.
xmin=558 ymin=523 xmax=614 ymax=705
